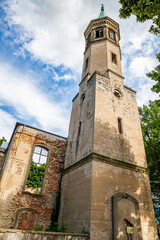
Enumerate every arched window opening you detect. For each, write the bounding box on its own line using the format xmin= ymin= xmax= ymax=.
xmin=25 ymin=146 xmax=49 ymax=195
xmin=96 ymin=28 xmax=103 ymax=38
xmin=109 ymin=29 xmax=116 ymax=41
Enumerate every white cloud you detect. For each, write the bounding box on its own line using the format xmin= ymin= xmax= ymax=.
xmin=0 ymin=62 xmax=69 ymax=136
xmin=0 ymin=109 xmax=16 ymax=141
xmin=129 ymin=56 xmax=157 ymax=77
xmin=137 ymin=80 xmax=159 ymax=107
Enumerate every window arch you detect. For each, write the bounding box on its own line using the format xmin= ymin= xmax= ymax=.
xmin=25 ymin=145 xmax=49 ymax=195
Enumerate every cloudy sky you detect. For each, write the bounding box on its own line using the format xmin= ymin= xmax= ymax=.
xmin=0 ymin=0 xmax=159 ymax=141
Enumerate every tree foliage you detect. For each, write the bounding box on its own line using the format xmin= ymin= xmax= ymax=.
xmin=139 ymin=100 xmax=160 ymax=205
xmin=26 ymin=161 xmax=46 ymax=189
xmin=0 ymin=137 xmax=7 ymax=146
xmin=147 ymin=53 xmax=160 ymax=95
xmin=119 ymin=0 xmax=160 ymax=34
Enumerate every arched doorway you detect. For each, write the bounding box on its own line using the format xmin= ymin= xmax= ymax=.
xmin=112 ymin=192 xmax=142 ymax=240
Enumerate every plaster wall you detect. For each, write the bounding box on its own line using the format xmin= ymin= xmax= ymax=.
xmin=90 ymin=161 xmax=157 ymax=240
xmin=94 ymin=73 xmax=147 ymax=168
xmin=65 ymin=74 xmax=96 ymax=168
xmin=59 ymin=162 xmax=92 ymax=233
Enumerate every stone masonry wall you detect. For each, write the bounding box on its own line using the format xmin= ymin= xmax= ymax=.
xmin=0 ymin=123 xmax=67 ymax=230
xmin=0 ymin=229 xmax=89 ymax=240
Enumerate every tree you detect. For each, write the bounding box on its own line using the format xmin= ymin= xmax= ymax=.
xmin=147 ymin=53 xmax=160 ymax=96
xmin=119 ymin=0 xmax=160 ymax=95
xmin=139 ymin=100 xmax=160 ymax=205
xmin=0 ymin=137 xmax=7 ymax=146
xmin=119 ymin=0 xmax=160 ymax=34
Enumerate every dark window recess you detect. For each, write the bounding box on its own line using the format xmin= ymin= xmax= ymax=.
xmin=96 ymin=28 xmax=103 ymax=38
xmin=25 ymin=146 xmax=48 ymax=194
xmin=81 ymin=93 xmax=86 ymax=102
xmin=85 ymin=58 xmax=89 ymax=69
xmin=109 ymin=30 xmax=116 ymax=41
xmin=118 ymin=118 xmax=123 ymax=133
xmin=114 ymin=89 xmax=121 ymax=98
xmin=78 ymin=122 xmax=81 ymax=136
xmin=112 ymin=53 xmax=117 ymax=64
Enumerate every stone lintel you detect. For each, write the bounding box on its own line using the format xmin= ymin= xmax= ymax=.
xmin=62 ymin=152 xmax=149 ymax=176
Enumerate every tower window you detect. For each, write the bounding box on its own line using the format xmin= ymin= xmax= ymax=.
xmin=114 ymin=89 xmax=122 ymax=98
xmin=96 ymin=28 xmax=103 ymax=38
xmin=118 ymin=118 xmax=123 ymax=134
xmin=25 ymin=146 xmax=49 ymax=194
xmin=112 ymin=53 xmax=117 ymax=64
xmin=109 ymin=30 xmax=116 ymax=41
xmin=78 ymin=122 xmax=81 ymax=136
xmin=85 ymin=57 xmax=89 ymax=69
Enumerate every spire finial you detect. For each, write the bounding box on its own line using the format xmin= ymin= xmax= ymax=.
xmin=98 ymin=4 xmax=106 ymax=18
xmin=101 ymin=4 xmax=104 ymax=11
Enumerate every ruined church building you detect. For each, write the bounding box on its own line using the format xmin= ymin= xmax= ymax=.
xmin=0 ymin=6 xmax=158 ymax=240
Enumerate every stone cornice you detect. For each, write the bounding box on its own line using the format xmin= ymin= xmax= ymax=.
xmin=107 ymin=69 xmax=124 ymax=79
xmin=63 ymin=153 xmax=149 ymax=176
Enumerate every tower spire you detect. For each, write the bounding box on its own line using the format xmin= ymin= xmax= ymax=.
xmin=98 ymin=4 xmax=106 ymax=18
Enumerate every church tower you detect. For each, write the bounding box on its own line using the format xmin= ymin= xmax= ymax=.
xmin=59 ymin=6 xmax=158 ymax=240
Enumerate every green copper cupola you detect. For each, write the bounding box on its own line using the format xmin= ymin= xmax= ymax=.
xmin=98 ymin=4 xmax=106 ymax=18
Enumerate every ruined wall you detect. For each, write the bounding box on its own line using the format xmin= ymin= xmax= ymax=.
xmin=94 ymin=72 xmax=147 ymax=168
xmin=0 ymin=124 xmax=66 ymax=230
xmin=0 ymin=148 xmax=6 ymax=171
xmin=90 ymin=161 xmax=157 ymax=240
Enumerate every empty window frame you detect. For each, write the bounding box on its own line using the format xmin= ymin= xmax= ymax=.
xmin=109 ymin=30 xmax=116 ymax=41
xmin=25 ymin=146 xmax=49 ymax=194
xmin=118 ymin=118 xmax=123 ymax=134
xmin=96 ymin=28 xmax=103 ymax=38
xmin=111 ymin=53 xmax=117 ymax=64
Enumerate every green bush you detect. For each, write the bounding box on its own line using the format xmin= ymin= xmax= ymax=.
xmin=34 ymin=224 xmax=44 ymax=231
xmin=45 ymin=222 xmax=67 ymax=232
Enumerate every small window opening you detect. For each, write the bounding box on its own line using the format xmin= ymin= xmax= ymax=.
xmin=118 ymin=118 xmax=123 ymax=134
xmin=112 ymin=53 xmax=117 ymax=64
xmin=81 ymin=93 xmax=85 ymax=102
xmin=96 ymin=28 xmax=103 ymax=38
xmin=109 ymin=30 xmax=116 ymax=41
xmin=78 ymin=122 xmax=81 ymax=137
xmin=85 ymin=58 xmax=89 ymax=69
xmin=114 ymin=89 xmax=121 ymax=98
xmin=25 ymin=146 xmax=48 ymax=194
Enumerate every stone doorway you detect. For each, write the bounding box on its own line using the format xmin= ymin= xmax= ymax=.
xmin=112 ymin=192 xmax=142 ymax=240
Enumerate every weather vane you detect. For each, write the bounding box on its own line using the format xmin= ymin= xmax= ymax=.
xmin=101 ymin=4 xmax=105 ymax=11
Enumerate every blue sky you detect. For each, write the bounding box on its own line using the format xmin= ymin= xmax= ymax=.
xmin=0 ymin=0 xmax=159 ymax=141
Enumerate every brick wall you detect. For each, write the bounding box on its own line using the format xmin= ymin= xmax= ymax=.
xmin=0 ymin=123 xmax=67 ymax=230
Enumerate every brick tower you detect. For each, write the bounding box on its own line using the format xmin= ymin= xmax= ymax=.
xmin=59 ymin=6 xmax=158 ymax=240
